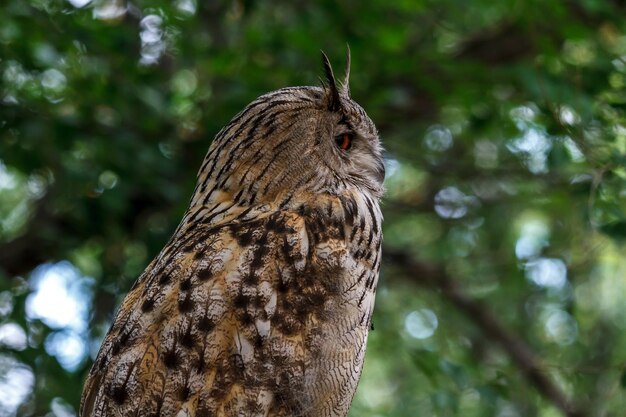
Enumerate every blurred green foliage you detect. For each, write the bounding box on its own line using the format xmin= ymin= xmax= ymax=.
xmin=2 ymin=0 xmax=626 ymax=416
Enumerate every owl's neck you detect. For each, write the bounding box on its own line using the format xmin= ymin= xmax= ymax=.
xmin=174 ymin=176 xmax=378 ymax=241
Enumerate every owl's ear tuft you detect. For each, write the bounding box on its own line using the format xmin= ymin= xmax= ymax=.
xmin=321 ymin=50 xmax=341 ymax=112
xmin=342 ymin=45 xmax=351 ymax=98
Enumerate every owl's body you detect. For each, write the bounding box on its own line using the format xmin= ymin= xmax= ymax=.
xmin=81 ymin=54 xmax=384 ymax=417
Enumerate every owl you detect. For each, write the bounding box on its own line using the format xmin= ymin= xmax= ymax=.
xmin=80 ymin=51 xmax=384 ymax=417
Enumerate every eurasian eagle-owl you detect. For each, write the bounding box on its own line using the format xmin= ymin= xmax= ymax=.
xmin=81 ymin=52 xmax=384 ymax=417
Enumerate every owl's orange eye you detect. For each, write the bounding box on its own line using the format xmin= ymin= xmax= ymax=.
xmin=335 ymin=133 xmax=353 ymax=151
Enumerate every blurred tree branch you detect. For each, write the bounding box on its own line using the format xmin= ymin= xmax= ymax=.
xmin=384 ymin=249 xmax=586 ymax=417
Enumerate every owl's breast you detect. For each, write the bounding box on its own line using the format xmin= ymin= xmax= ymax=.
xmin=81 ymin=194 xmax=382 ymax=417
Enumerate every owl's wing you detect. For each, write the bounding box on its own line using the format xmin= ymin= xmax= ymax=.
xmin=81 ymin=206 xmax=377 ymax=417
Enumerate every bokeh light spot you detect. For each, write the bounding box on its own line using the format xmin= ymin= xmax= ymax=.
xmin=405 ymin=309 xmax=438 ymax=339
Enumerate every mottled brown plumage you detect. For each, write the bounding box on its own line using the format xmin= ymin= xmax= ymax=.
xmin=81 ymin=52 xmax=384 ymax=417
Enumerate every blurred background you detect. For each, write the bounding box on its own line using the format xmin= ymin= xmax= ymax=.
xmin=1 ymin=0 xmax=626 ymax=416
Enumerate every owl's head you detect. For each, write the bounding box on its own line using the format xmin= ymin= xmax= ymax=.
xmin=192 ymin=51 xmax=384 ymax=211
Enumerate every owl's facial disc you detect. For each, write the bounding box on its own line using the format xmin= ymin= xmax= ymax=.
xmin=324 ymin=95 xmax=385 ymax=199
